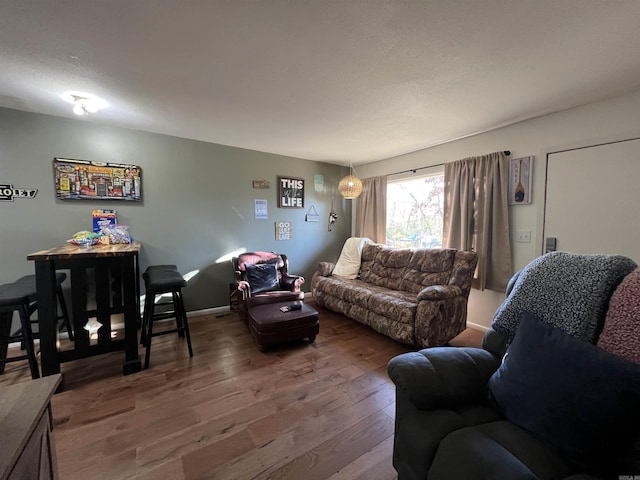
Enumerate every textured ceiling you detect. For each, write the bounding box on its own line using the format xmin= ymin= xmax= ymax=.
xmin=1 ymin=1 xmax=639 ymax=165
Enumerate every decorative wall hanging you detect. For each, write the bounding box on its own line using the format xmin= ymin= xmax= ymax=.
xmin=314 ymin=174 xmax=324 ymax=192
xmin=328 ymin=202 xmax=338 ymax=232
xmin=275 ymin=221 xmax=293 ymax=240
xmin=305 ymin=205 xmax=320 ymax=222
xmin=278 ymin=176 xmax=304 ymax=208
xmin=509 ymin=156 xmax=533 ymax=205
xmin=255 ymin=199 xmax=268 ymax=219
xmin=53 ymin=157 xmax=142 ymax=201
xmin=252 ymin=177 xmax=270 ymax=189
xmin=0 ymin=183 xmax=38 ymax=201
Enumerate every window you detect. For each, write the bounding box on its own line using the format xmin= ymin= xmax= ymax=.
xmin=386 ymin=172 xmax=444 ymax=249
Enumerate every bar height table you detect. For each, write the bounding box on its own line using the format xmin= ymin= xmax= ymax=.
xmin=27 ymin=242 xmax=142 ymax=385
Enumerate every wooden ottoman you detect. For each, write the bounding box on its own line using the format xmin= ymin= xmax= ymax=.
xmin=247 ymin=301 xmax=319 ymax=351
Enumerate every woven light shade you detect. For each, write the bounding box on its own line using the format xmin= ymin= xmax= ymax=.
xmin=338 ymin=174 xmax=363 ymax=199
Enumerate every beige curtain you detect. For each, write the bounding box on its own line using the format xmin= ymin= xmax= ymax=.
xmin=355 ymin=175 xmax=387 ymax=243
xmin=443 ymin=152 xmax=512 ymax=291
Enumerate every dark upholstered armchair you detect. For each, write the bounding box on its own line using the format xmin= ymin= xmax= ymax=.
xmin=388 ymin=252 xmax=640 ymax=479
xmin=232 ymin=251 xmax=304 ymax=323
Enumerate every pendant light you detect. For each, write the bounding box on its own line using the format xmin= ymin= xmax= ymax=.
xmin=338 ymin=163 xmax=363 ymax=199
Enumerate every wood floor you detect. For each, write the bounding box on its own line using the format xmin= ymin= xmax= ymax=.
xmin=0 ymin=302 xmax=414 ymax=480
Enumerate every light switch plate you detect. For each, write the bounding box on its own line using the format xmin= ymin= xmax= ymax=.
xmin=516 ymin=230 xmax=531 ymax=243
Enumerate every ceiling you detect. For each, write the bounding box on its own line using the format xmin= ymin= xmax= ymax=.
xmin=1 ymin=1 xmax=639 ymax=165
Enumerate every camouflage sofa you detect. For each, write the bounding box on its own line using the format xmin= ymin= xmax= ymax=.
xmin=311 ymin=243 xmax=478 ymax=348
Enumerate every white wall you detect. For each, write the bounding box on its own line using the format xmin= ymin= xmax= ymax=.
xmin=358 ymin=89 xmax=640 ymax=329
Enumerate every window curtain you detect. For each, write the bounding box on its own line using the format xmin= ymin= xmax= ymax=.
xmin=443 ymin=152 xmax=512 ymax=291
xmin=355 ymin=175 xmax=387 ymax=244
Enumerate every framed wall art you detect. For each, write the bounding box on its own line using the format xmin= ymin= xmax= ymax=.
xmin=278 ymin=176 xmax=304 ymax=208
xmin=509 ymin=156 xmax=533 ymax=205
xmin=275 ymin=221 xmax=293 ymax=240
xmin=53 ymin=157 xmax=142 ymax=201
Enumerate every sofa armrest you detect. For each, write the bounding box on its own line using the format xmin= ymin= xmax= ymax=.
xmin=316 ymin=262 xmax=335 ymax=277
xmin=417 ymin=285 xmax=462 ymax=301
xmin=387 ymin=347 xmax=500 ymax=410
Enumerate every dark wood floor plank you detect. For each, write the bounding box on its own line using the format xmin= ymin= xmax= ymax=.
xmin=0 ymin=302 xmax=412 ymax=480
xmin=263 ymin=411 xmax=395 ymax=480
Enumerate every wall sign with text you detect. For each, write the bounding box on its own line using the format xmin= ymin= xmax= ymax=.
xmin=0 ymin=183 xmax=38 ymax=201
xmin=278 ymin=176 xmax=304 ymax=208
xmin=275 ymin=221 xmax=293 ymax=240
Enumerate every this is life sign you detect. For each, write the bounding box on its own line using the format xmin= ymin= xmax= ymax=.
xmin=278 ymin=176 xmax=304 ymax=208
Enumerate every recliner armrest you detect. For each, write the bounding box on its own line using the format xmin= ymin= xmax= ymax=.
xmin=280 ymin=273 xmax=304 ymax=291
xmin=387 ymin=347 xmax=500 ymax=410
xmin=417 ymin=285 xmax=462 ymax=301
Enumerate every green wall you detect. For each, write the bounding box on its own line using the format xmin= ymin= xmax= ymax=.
xmin=0 ymin=107 xmax=351 ymax=311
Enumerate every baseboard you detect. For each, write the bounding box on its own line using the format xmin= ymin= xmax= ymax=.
xmin=466 ymin=321 xmax=489 ymax=332
xmin=189 ymin=292 xmax=313 ymax=317
xmin=188 ymin=305 xmax=231 ymax=317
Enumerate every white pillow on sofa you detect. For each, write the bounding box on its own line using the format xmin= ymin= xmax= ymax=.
xmin=332 ymin=237 xmax=372 ymax=279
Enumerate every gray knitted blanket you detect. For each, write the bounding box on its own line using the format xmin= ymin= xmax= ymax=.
xmin=492 ymin=251 xmax=637 ymax=344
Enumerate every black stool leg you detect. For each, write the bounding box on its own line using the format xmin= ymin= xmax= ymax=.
xmin=176 ymin=289 xmax=193 ymax=357
xmin=143 ymin=296 xmax=155 ymax=370
xmin=140 ymin=292 xmax=154 ymax=346
xmin=173 ymin=291 xmax=185 ymax=338
xmin=56 ymin=285 xmax=74 ymax=341
xmin=18 ymin=303 xmax=39 ymax=379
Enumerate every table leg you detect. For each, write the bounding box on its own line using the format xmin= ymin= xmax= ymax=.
xmin=121 ymin=256 xmax=141 ymax=375
xmin=35 ymin=260 xmax=61 ymax=377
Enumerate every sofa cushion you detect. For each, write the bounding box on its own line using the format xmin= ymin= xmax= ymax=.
xmin=598 ymin=267 xmax=640 ymax=364
xmin=367 ymin=291 xmax=417 ymax=325
xmin=488 ymin=312 xmax=640 ymax=470
xmin=245 ymin=263 xmax=280 ymax=294
xmin=429 ymin=421 xmax=574 ymax=480
xmin=360 ymin=244 xmax=412 ymax=290
xmin=399 ymin=248 xmax=456 ymax=294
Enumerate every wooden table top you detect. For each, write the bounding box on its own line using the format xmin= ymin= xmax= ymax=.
xmin=27 ymin=241 xmax=141 ymax=261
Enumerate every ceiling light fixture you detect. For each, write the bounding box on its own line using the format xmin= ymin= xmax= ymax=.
xmin=338 ymin=163 xmax=363 ymax=199
xmin=61 ymin=92 xmax=109 ymax=116
xmin=72 ymin=96 xmax=94 ymax=116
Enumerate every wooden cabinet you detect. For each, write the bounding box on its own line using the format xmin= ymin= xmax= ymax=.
xmin=0 ymin=374 xmax=62 ymax=480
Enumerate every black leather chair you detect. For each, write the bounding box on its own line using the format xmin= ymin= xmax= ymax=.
xmin=231 ymin=251 xmax=304 ymax=324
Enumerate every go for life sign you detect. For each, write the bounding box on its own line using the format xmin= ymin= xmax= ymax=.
xmin=275 ymin=221 xmax=293 ymax=240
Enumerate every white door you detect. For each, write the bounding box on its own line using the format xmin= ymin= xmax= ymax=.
xmin=544 ymin=138 xmax=640 ymax=262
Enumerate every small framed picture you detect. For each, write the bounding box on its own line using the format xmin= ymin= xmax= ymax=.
xmin=278 ymin=176 xmax=304 ymax=208
xmin=509 ymin=156 xmax=533 ymax=205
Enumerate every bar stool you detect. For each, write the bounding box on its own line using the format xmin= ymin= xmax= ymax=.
xmin=0 ymin=281 xmax=40 ymax=379
xmin=14 ymin=273 xmax=74 ymax=341
xmin=141 ymin=266 xmax=193 ymax=369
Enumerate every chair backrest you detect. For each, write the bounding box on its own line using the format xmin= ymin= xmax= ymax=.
xmin=233 ymin=251 xmax=285 ymax=273
xmin=483 ymin=251 xmax=637 ymax=357
xmin=232 ymin=252 xmax=290 ymax=295
xmin=598 ymin=267 xmax=640 ymax=365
